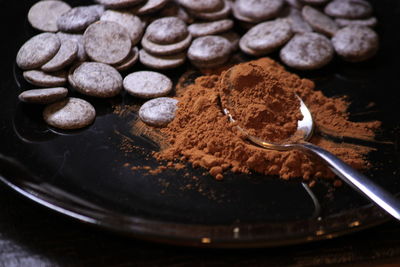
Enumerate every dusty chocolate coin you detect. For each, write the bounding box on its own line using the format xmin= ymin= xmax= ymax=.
xmin=19 ymin=87 xmax=68 ymax=104
xmin=23 ymin=70 xmax=67 ymax=87
xmin=16 ymin=33 xmax=61 ymax=70
xmin=145 ymin=17 xmax=188 ymax=45
xmin=72 ymin=62 xmax=123 ymax=98
xmin=300 ymin=0 xmax=329 ymax=5
xmin=41 ymin=39 xmax=78 ymax=72
xmin=56 ymin=32 xmax=87 ymax=61
xmin=28 ymin=0 xmax=71 ymax=32
xmin=57 ymin=5 xmax=104 ymax=32
xmin=96 ymin=0 xmax=145 ymax=8
xmin=123 ymin=71 xmax=173 ymax=99
xmin=100 ymin=10 xmax=144 ymax=45
xmin=113 ymin=47 xmax=139 ymax=71
xmin=188 ymin=19 xmax=233 ymax=37
xmin=332 ymin=25 xmax=379 ymax=62
xmin=325 ymin=0 xmax=372 ymax=19
xmin=84 ymin=21 xmax=132 ymax=65
xmin=286 ymin=0 xmax=303 ymax=9
xmin=43 ymin=97 xmax=96 ymax=130
xmin=280 ymin=32 xmax=334 ymax=70
xmin=220 ymin=31 xmax=240 ymax=52
xmin=139 ymin=97 xmax=178 ymax=127
xmin=160 ymin=1 xmax=194 ymax=24
xmin=179 ymin=0 xmax=223 ymax=13
xmin=139 ymin=49 xmax=186 ymax=69
xmin=141 ymin=33 xmax=192 ymax=55
xmin=302 ymin=5 xmax=339 ymax=37
xmin=288 ymin=8 xmax=313 ymax=33
xmin=335 ymin=17 xmax=377 ymax=27
xmin=188 ymin=35 xmax=231 ymax=68
xmin=240 ymin=19 xmax=293 ymax=55
xmin=192 ymin=0 xmax=231 ymax=21
xmin=234 ymin=0 xmax=284 ymax=23
xmin=130 ymin=0 xmax=170 ymax=15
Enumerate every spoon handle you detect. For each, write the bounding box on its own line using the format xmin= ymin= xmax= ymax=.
xmin=296 ymin=142 xmax=400 ymax=221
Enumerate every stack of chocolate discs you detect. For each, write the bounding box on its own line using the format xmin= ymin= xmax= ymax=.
xmin=16 ymin=0 xmax=380 ymax=130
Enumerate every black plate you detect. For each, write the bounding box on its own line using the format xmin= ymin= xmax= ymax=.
xmin=0 ymin=0 xmax=399 ymax=248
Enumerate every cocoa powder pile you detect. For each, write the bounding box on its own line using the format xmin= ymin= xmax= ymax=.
xmin=155 ymin=57 xmax=380 ymax=180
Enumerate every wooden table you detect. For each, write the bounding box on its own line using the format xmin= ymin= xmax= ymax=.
xmin=1 ymin=184 xmax=399 ymax=266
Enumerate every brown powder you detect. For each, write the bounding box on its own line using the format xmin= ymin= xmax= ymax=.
xmin=220 ymin=62 xmax=302 ymax=143
xmin=153 ymin=58 xmax=380 ymax=180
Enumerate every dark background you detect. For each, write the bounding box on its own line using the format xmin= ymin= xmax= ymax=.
xmin=1 ymin=0 xmax=400 ymax=266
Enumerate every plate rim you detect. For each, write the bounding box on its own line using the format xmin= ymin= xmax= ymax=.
xmin=0 ymin=170 xmax=391 ymax=248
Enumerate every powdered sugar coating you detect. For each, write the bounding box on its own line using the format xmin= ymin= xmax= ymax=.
xmin=280 ymin=32 xmax=334 ymax=70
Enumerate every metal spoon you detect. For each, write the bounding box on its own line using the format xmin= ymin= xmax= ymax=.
xmin=220 ymin=69 xmax=400 ymax=221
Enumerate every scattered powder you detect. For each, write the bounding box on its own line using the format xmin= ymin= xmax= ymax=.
xmin=153 ymin=57 xmax=380 ymax=180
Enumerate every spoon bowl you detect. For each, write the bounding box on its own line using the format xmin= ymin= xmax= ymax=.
xmin=220 ymin=68 xmax=400 ymax=221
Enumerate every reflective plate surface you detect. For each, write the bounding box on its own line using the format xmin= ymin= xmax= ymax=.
xmin=0 ymin=0 xmax=399 ymax=247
